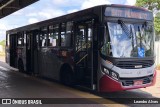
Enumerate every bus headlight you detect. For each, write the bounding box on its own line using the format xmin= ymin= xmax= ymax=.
xmin=111 ymin=72 xmax=118 ymax=80
xmin=101 ymin=66 xmax=119 ymax=81
xmin=104 ymin=68 xmax=110 ymax=75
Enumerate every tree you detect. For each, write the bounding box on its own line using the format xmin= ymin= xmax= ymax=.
xmin=136 ymin=0 xmax=160 ymax=41
xmin=136 ymin=0 xmax=160 ymax=14
xmin=154 ymin=13 xmax=160 ymax=40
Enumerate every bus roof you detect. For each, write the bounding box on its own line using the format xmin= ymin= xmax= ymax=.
xmin=7 ymin=4 xmax=152 ymax=34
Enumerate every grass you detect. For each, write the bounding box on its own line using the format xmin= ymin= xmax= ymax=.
xmin=0 ymin=40 xmax=5 ymax=46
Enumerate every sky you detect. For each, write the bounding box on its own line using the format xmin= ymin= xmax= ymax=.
xmin=0 ymin=0 xmax=136 ymax=41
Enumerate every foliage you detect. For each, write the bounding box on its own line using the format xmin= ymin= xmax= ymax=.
xmin=136 ymin=0 xmax=160 ymax=12
xmin=154 ymin=13 xmax=160 ymax=34
xmin=136 ymin=0 xmax=160 ymax=41
xmin=0 ymin=40 xmax=5 ymax=46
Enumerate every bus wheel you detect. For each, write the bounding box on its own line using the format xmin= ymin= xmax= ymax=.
xmin=60 ymin=65 xmax=74 ymax=86
xmin=18 ymin=59 xmax=24 ymax=72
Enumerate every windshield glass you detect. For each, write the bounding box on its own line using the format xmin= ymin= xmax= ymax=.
xmin=101 ymin=21 xmax=154 ymax=58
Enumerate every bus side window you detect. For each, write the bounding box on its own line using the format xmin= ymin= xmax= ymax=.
xmin=24 ymin=33 xmax=26 ymax=46
xmin=42 ymin=34 xmax=47 ymax=47
xmin=60 ymin=22 xmax=73 ymax=47
xmin=60 ymin=23 xmax=66 ymax=47
xmin=40 ymin=27 xmax=48 ymax=47
xmin=39 ymin=39 xmax=42 ymax=47
xmin=48 ymin=24 xmax=59 ymax=47
xmin=17 ymin=32 xmax=24 ymax=47
xmin=65 ymin=22 xmax=73 ymax=47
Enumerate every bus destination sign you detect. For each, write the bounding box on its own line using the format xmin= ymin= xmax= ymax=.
xmin=105 ymin=7 xmax=153 ymax=20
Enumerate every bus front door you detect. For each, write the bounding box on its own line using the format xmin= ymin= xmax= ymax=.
xmin=75 ymin=20 xmax=94 ymax=89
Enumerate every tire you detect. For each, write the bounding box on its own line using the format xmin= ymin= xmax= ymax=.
xmin=18 ymin=60 xmax=24 ymax=72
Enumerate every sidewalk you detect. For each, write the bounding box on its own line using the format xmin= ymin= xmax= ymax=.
xmin=0 ymin=56 xmax=18 ymax=71
xmin=140 ymin=70 xmax=160 ymax=98
xmin=0 ymin=55 xmax=5 ymax=62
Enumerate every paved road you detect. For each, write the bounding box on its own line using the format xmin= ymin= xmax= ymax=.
xmin=0 ymin=61 xmax=159 ymax=107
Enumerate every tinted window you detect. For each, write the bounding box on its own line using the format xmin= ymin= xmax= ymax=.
xmin=65 ymin=22 xmax=73 ymax=47
xmin=17 ymin=33 xmax=24 ymax=46
xmin=40 ymin=27 xmax=48 ymax=47
xmin=48 ymin=24 xmax=59 ymax=47
xmin=61 ymin=23 xmax=66 ymax=47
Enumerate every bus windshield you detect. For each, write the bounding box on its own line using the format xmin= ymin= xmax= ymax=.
xmin=101 ymin=21 xmax=154 ymax=58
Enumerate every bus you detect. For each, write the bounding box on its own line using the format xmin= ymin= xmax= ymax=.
xmin=5 ymin=5 xmax=156 ymax=92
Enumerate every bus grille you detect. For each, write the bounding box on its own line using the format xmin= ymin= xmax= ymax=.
xmin=116 ymin=60 xmax=154 ymax=69
xmin=121 ymin=75 xmax=153 ymax=86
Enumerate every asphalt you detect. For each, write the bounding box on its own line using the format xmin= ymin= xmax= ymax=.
xmin=0 ymin=61 xmax=123 ymax=107
xmin=0 ymin=60 xmax=159 ymax=107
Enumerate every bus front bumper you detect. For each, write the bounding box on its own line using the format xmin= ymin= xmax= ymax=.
xmin=99 ymin=71 xmax=157 ymax=92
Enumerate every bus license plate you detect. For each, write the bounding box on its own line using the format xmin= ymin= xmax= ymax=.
xmin=134 ymin=80 xmax=143 ymax=85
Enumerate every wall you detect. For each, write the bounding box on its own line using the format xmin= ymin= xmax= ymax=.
xmin=155 ymin=41 xmax=160 ymax=65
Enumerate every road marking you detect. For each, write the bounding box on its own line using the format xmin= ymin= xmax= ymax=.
xmin=56 ymin=84 xmax=127 ymax=107
xmin=24 ymin=75 xmax=127 ymax=106
xmin=33 ymin=78 xmax=127 ymax=107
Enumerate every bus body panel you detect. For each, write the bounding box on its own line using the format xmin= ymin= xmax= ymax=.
xmin=99 ymin=71 xmax=156 ymax=92
xmin=37 ymin=47 xmax=74 ymax=80
xmin=98 ymin=54 xmax=156 ymax=92
xmin=5 ymin=47 xmax=10 ymax=64
xmin=100 ymin=57 xmax=155 ymax=78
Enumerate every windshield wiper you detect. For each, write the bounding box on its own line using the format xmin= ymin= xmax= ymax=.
xmin=130 ymin=25 xmax=134 ymax=51
xmin=118 ymin=20 xmax=131 ymax=38
xmin=118 ymin=20 xmax=135 ymax=53
xmin=138 ymin=26 xmax=143 ymax=48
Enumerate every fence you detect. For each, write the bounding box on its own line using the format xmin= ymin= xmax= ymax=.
xmin=155 ymin=41 xmax=160 ymax=65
